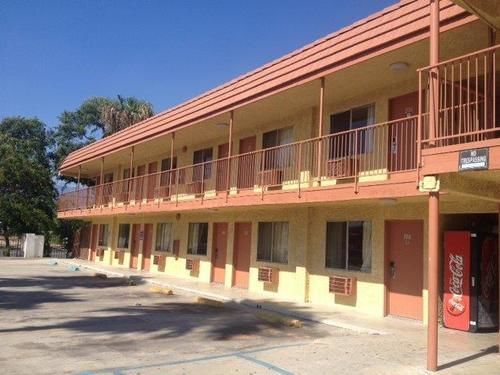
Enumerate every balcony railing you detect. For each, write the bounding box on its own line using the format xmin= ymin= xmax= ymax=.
xmin=58 ymin=115 xmax=418 ymax=212
xmin=418 ymin=44 xmax=500 ymax=148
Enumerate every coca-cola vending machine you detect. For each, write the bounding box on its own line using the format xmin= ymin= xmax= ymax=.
xmin=443 ymin=231 xmax=498 ymax=332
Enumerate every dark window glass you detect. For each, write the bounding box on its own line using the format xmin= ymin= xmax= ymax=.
xmin=257 ymin=222 xmax=289 ymax=264
xmin=325 ymin=221 xmax=371 ymax=272
xmin=193 ymin=148 xmax=213 ymax=180
xmin=117 ymin=224 xmax=130 ymax=249
xmin=161 ymin=157 xmax=177 ymax=171
xmin=187 ymin=223 xmax=208 ymax=255
xmin=98 ymin=224 xmax=109 ymax=247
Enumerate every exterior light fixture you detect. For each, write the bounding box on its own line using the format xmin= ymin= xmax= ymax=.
xmin=389 ymin=62 xmax=409 ymax=72
xmin=216 ymin=122 xmax=229 ymax=129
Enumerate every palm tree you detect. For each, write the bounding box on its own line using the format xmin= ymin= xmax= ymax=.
xmin=100 ymin=95 xmax=154 ymax=136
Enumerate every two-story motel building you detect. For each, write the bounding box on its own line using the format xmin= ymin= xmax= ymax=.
xmin=57 ymin=0 xmax=499 ymax=370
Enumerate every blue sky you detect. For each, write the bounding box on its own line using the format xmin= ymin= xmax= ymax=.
xmin=0 ymin=0 xmax=395 ymax=129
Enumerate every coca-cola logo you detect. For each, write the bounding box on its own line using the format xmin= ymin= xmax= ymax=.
xmin=447 ymin=253 xmax=466 ymax=316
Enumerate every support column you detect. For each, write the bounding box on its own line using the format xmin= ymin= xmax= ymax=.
xmin=76 ymin=165 xmax=81 ymax=209
xmin=99 ymin=157 xmax=104 ymax=206
xmin=427 ymin=191 xmax=440 ymax=372
xmin=128 ymin=147 xmax=134 ymax=202
xmin=428 ymin=0 xmax=440 ymax=145
xmin=129 ymin=147 xmax=134 ymax=174
xmin=169 ymin=133 xmax=175 ymax=192
xmin=87 ymin=224 xmax=94 ymax=262
xmin=138 ymin=221 xmax=145 ymax=271
xmin=427 ymin=3 xmax=440 ymax=369
xmin=488 ymin=28 xmax=496 ymax=129
xmin=226 ymin=111 xmax=234 ymax=200
xmin=316 ymin=77 xmax=325 ymax=179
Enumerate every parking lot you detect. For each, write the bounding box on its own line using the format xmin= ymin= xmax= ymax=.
xmin=0 ymin=259 xmax=498 ymax=374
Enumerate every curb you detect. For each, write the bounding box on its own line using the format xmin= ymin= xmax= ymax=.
xmin=255 ymin=310 xmax=303 ymax=328
xmin=196 ymin=296 xmax=226 ymax=307
xmin=60 ymin=260 xmax=386 ymax=335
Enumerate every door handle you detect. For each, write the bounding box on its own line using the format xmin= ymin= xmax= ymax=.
xmin=390 ymin=261 xmax=396 ymax=279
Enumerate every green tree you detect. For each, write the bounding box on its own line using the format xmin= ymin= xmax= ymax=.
xmin=51 ymin=95 xmax=154 ymax=172
xmin=50 ymin=95 xmax=153 ymax=254
xmin=0 ymin=117 xmax=56 ymax=247
xmin=100 ymin=95 xmax=155 ymax=135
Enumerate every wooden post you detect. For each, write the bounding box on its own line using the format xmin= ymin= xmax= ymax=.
xmin=128 ymin=146 xmax=134 ymax=202
xmin=427 ymin=191 xmax=440 ymax=372
xmin=169 ymin=132 xmax=175 ymax=198
xmin=76 ymin=165 xmax=81 ymax=210
xmin=317 ymin=77 xmax=325 ymax=179
xmin=427 ymin=1 xmax=440 ymax=371
xmin=226 ymin=111 xmax=234 ymax=202
xmin=487 ymin=28 xmax=496 ymax=130
xmin=99 ymin=157 xmax=104 ymax=206
xmin=170 ymin=133 xmax=175 ymax=170
xmin=428 ymin=0 xmax=440 ymax=146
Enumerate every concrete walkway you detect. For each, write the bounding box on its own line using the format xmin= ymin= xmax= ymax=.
xmin=63 ymin=258 xmax=398 ymax=335
xmin=62 ymin=259 xmax=497 ymax=341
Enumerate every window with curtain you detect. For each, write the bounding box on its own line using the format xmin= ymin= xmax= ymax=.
xmin=98 ymin=224 xmax=109 ymax=247
xmin=262 ymin=127 xmax=294 ymax=170
xmin=257 ymin=222 xmax=289 ymax=264
xmin=161 ymin=157 xmax=177 ymax=172
xmin=325 ymin=221 xmax=372 ymax=272
xmin=192 ymin=148 xmax=213 ymax=181
xmin=329 ymin=104 xmax=375 ymax=157
xmin=155 ymin=223 xmax=173 ymax=252
xmin=117 ymin=224 xmax=130 ymax=249
xmin=187 ymin=223 xmax=208 ymax=255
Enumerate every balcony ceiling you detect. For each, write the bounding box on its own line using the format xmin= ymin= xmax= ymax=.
xmin=452 ymin=0 xmax=500 ymax=30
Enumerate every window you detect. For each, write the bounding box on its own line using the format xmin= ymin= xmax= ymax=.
xmin=262 ymin=127 xmax=293 ymax=149
xmin=187 ymin=223 xmax=208 ymax=255
xmin=160 ymin=157 xmax=177 ymax=187
xmin=103 ymin=173 xmax=113 ymax=184
xmin=155 ymin=223 xmax=173 ymax=252
xmin=257 ymin=222 xmax=289 ymax=264
xmin=117 ymin=224 xmax=130 ymax=249
xmin=79 ymin=224 xmax=91 ymax=249
xmin=193 ymin=148 xmax=213 ymax=180
xmin=98 ymin=224 xmax=109 ymax=247
xmin=329 ymin=104 xmax=375 ymax=156
xmin=325 ymin=221 xmax=372 ymax=272
xmin=262 ymin=127 xmax=293 ymax=170
xmin=161 ymin=157 xmax=177 ymax=172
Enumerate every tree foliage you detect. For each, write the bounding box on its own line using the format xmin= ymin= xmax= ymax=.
xmin=0 ymin=117 xmax=56 ymax=242
xmin=51 ymin=95 xmax=154 ymax=172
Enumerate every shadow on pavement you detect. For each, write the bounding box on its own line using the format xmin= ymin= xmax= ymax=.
xmin=0 ymin=300 xmax=327 ymax=341
xmin=438 ymin=345 xmax=499 ymax=371
xmin=0 ymin=275 xmax=145 ymax=290
xmin=0 ymin=290 xmax=82 ymax=310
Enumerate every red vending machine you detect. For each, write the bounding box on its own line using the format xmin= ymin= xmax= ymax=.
xmin=443 ymin=231 xmax=499 ymax=332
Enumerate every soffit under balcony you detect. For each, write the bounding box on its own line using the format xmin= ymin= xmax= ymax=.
xmin=452 ymin=0 xmax=500 ymax=30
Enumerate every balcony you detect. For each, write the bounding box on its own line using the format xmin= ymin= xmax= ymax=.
xmin=416 ymin=44 xmax=500 ymax=175
xmin=58 ymin=115 xmax=419 ymax=214
xmin=418 ymin=44 xmax=500 ymax=148
xmin=58 ymin=45 xmax=500 ymax=216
